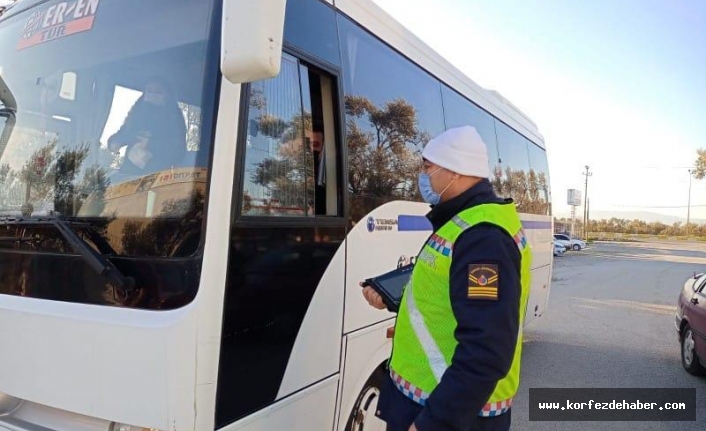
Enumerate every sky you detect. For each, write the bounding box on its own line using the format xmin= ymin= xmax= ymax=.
xmin=372 ymin=0 xmax=706 ymax=222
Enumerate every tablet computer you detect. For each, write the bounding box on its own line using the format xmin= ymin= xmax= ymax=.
xmin=364 ymin=264 xmax=414 ymax=312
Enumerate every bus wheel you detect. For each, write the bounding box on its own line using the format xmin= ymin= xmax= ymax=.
xmin=345 ymin=367 xmax=387 ymax=431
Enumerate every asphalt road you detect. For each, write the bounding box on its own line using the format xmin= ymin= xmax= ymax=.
xmin=512 ymin=241 xmax=706 ymax=430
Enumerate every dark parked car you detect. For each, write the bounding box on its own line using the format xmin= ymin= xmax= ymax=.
xmin=676 ymin=272 xmax=706 ymax=375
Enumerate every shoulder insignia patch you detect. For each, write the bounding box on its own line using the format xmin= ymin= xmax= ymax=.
xmin=468 ymin=264 xmax=499 ymax=301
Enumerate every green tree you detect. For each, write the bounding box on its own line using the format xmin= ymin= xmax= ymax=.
xmin=53 ymin=144 xmax=90 ymax=215
xmin=250 ymin=111 xmax=314 ymax=214
xmin=6 ymin=139 xmax=111 ymax=216
xmin=345 ymin=95 xmax=429 ymax=222
xmin=694 ymin=148 xmax=706 ymax=179
xmin=18 ymin=140 xmax=58 ymax=212
xmin=249 ymin=93 xmax=430 ymax=220
xmin=492 ymin=166 xmax=550 ymax=215
xmin=650 ymin=221 xmax=667 ymax=235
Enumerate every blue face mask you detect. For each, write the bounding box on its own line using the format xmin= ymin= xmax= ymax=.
xmin=419 ymin=167 xmax=454 ymax=205
xmin=418 ymin=171 xmax=441 ymax=205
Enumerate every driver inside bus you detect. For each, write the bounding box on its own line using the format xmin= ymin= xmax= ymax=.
xmin=107 ymin=77 xmax=187 ymax=177
xmin=306 ymin=128 xmax=326 ymax=215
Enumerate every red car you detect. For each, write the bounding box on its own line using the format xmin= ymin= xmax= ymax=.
xmin=676 ymin=272 xmax=706 ymax=375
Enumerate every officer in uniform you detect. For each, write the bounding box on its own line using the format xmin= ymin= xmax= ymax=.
xmin=362 ymin=126 xmax=532 ymax=431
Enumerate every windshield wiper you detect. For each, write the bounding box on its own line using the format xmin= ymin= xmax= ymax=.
xmin=0 ymin=215 xmax=135 ymax=291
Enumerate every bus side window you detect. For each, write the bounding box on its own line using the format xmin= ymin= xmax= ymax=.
xmin=493 ymin=120 xmax=531 ymax=211
xmin=527 ymin=139 xmax=551 ymax=215
xmin=338 ymin=15 xmax=446 ymax=225
xmin=240 ymin=54 xmax=340 ymax=218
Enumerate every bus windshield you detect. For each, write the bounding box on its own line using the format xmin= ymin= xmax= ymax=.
xmin=0 ymin=0 xmax=216 ymax=257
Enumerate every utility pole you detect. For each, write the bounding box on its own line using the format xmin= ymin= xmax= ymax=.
xmin=582 ymin=165 xmax=592 ymax=239
xmin=687 ymin=169 xmax=693 ymax=238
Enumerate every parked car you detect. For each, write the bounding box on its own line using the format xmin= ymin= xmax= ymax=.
xmin=553 ymin=241 xmax=566 ymax=256
xmin=553 ymin=234 xmax=586 ymax=251
xmin=676 ymin=272 xmax=706 ymax=375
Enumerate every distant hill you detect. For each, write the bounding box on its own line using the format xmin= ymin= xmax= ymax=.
xmin=555 ymin=210 xmax=706 ymax=225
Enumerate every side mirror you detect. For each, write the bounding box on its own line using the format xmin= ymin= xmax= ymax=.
xmin=221 ymin=0 xmax=288 ymax=84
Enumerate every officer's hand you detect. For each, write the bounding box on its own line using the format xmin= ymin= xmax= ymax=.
xmin=360 ymin=282 xmax=386 ymax=310
xmin=408 ymin=423 xmax=418 ymax=431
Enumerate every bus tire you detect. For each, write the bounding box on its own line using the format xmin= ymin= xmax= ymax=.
xmin=344 ymin=365 xmax=388 ymax=431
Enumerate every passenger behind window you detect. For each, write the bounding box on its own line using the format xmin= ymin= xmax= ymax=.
xmin=306 ymin=127 xmax=326 ymax=215
xmin=108 ymin=77 xmax=187 ymax=178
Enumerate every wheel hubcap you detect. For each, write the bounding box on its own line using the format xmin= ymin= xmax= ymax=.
xmin=352 ymin=386 xmax=387 ymax=431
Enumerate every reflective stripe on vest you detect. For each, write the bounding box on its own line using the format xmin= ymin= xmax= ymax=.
xmin=389 ymin=369 xmax=513 ymax=417
xmin=406 ymin=279 xmax=447 ymax=382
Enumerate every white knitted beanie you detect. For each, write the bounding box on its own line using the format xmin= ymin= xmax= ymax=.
xmin=422 ymin=126 xmax=490 ymax=178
